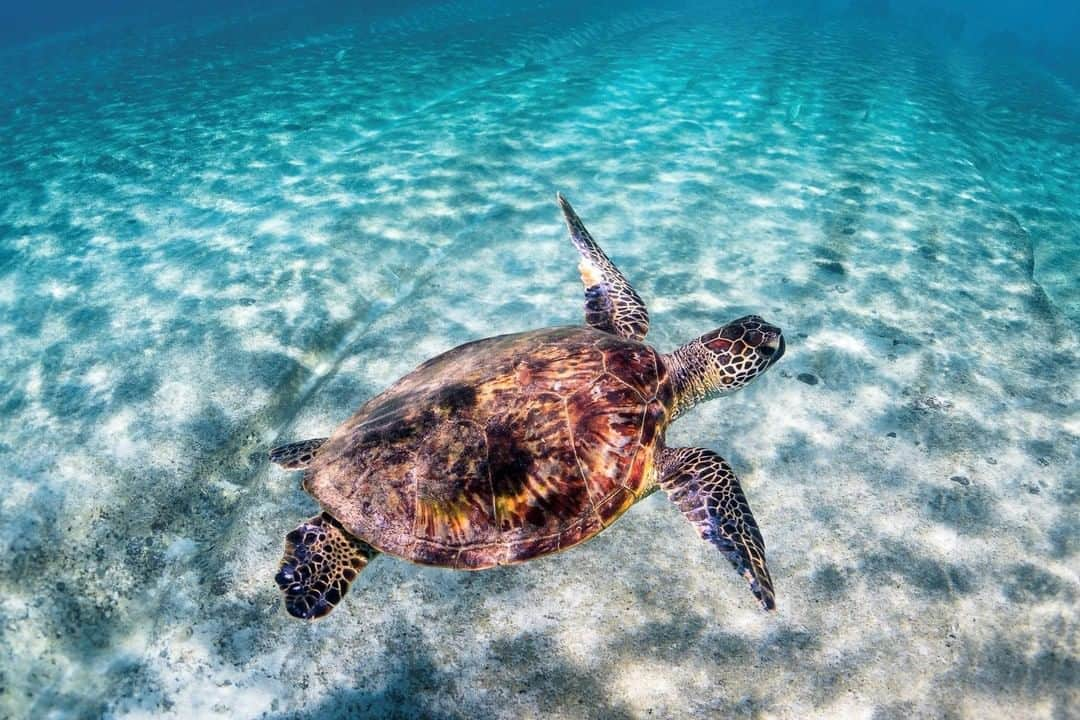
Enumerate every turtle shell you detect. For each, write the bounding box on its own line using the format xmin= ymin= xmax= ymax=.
xmin=304 ymin=325 xmax=674 ymax=569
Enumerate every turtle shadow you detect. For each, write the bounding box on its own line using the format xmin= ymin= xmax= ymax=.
xmin=600 ymin=609 xmax=863 ymax=716
xmin=943 ymin=636 xmax=1078 ymax=715
xmin=266 ymin=622 xmax=636 ymax=720
xmin=266 ymin=635 xmax=449 ymax=720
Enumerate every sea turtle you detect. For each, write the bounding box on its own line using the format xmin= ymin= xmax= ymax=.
xmin=269 ymin=194 xmax=785 ymax=619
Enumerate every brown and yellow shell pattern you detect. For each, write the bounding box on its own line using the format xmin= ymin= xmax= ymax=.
xmin=304 ymin=325 xmax=674 ymax=569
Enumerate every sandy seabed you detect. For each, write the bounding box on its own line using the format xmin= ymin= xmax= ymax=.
xmin=0 ymin=1 xmax=1076 ymax=718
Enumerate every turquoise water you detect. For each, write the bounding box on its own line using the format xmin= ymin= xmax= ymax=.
xmin=1 ymin=1 xmax=1077 ymax=718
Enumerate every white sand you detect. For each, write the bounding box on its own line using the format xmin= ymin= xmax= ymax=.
xmin=0 ymin=2 xmax=1076 ymax=718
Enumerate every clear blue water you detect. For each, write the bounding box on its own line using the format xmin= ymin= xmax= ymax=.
xmin=1 ymin=2 xmax=1077 ymax=718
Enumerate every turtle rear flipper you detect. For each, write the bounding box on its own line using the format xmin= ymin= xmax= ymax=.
xmin=269 ymin=438 xmax=328 ymax=470
xmin=275 ymin=513 xmax=379 ymax=620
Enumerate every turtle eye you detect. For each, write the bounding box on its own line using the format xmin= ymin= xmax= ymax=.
xmin=760 ymin=336 xmax=785 ymax=362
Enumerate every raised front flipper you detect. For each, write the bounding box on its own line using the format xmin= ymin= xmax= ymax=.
xmin=275 ymin=513 xmax=379 ymax=620
xmin=557 ymin=193 xmax=650 ymax=341
xmin=658 ymin=446 xmax=775 ymax=610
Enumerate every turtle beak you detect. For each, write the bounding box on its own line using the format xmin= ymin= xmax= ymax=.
xmin=761 ymin=335 xmax=785 ymax=366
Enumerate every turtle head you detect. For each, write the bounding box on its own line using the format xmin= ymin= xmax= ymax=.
xmin=699 ymin=315 xmax=786 ymax=385
xmin=666 ymin=315 xmax=785 ymax=419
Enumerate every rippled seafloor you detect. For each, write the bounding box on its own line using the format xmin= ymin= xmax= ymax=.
xmin=1 ymin=1 xmax=1077 ymax=717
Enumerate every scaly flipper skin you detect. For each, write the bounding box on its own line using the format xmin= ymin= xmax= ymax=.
xmin=658 ymin=446 xmax=775 ymax=610
xmin=269 ymin=438 xmax=328 ymax=470
xmin=557 ymin=193 xmax=650 ymax=341
xmin=275 ymin=513 xmax=379 ymax=620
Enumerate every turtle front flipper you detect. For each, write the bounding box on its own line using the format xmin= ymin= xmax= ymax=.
xmin=269 ymin=438 xmax=328 ymax=470
xmin=557 ymin=193 xmax=650 ymax=341
xmin=276 ymin=513 xmax=379 ymax=620
xmin=658 ymin=446 xmax=775 ymax=610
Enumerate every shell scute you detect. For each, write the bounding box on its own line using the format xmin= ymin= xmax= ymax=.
xmin=414 ymin=419 xmax=493 ymax=547
xmin=554 ymin=513 xmax=604 ymax=552
xmin=567 ymin=376 xmax=649 ymax=504
xmin=485 ymin=406 xmax=589 ymax=542
xmin=595 ymin=487 xmax=636 ymax=526
xmin=511 ymin=531 xmax=560 ymax=561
